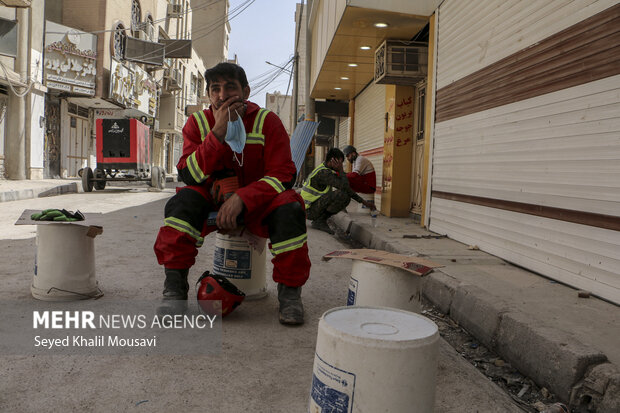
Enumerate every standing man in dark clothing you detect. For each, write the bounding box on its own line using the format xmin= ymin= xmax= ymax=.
xmin=301 ymin=148 xmax=376 ymax=234
xmin=153 ymin=63 xmax=310 ymax=325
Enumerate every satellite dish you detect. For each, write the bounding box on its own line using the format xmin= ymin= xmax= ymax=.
xmin=66 ymin=30 xmax=81 ymax=45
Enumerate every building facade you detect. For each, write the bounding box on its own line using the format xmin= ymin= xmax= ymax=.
xmin=0 ymin=2 xmax=46 ymax=180
xmin=0 ymin=0 xmax=228 ymax=180
xmin=306 ymin=0 xmax=620 ymax=304
xmin=265 ymin=91 xmax=292 ymax=136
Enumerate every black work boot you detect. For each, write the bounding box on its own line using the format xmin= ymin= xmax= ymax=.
xmin=158 ymin=268 xmax=189 ymax=315
xmin=277 ymin=283 xmax=304 ymax=325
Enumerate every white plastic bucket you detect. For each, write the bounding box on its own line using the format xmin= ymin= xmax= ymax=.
xmin=347 ymin=260 xmax=422 ymax=313
xmin=213 ymin=233 xmax=267 ymax=299
xmin=310 ymin=306 xmax=439 ymax=413
xmin=356 ymin=192 xmax=374 ymax=213
xmin=32 ymin=224 xmax=100 ymax=301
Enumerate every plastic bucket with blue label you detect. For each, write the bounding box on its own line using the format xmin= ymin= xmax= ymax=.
xmin=309 ymin=306 xmax=439 ymax=413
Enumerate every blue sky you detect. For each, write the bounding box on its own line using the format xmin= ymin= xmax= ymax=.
xmin=228 ymin=0 xmax=298 ymax=106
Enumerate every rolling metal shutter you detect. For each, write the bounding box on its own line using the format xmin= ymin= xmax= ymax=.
xmin=430 ymin=0 xmax=620 ymax=303
xmin=353 ymin=83 xmax=386 ymax=210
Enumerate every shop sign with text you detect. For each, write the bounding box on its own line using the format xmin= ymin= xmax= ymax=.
xmin=44 ymin=21 xmax=97 ymax=96
xmin=109 ymin=59 xmax=159 ymax=117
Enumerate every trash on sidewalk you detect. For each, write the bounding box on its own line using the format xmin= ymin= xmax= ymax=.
xmin=322 ymin=248 xmax=443 ymax=276
xmin=402 ymin=234 xmax=447 ymax=239
xmin=467 ymin=245 xmax=480 ymax=250
xmin=578 ymin=290 xmax=591 ymax=298
xmin=539 ymin=402 xmax=569 ymax=413
xmin=15 ymin=209 xmax=104 ymax=300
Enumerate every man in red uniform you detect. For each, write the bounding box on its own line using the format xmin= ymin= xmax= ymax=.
xmin=154 ymin=63 xmax=310 ymax=325
xmin=342 ymin=145 xmax=376 ymax=194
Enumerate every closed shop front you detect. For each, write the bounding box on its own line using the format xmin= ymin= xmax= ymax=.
xmin=353 ymin=83 xmax=385 ymax=210
xmin=429 ymin=1 xmax=620 ymax=303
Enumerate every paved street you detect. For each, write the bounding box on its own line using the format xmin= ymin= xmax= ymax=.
xmin=0 ymin=186 xmax=525 ymax=412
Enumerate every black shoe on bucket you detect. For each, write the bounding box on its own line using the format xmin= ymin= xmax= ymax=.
xmin=311 ymin=219 xmax=334 ymax=235
xmin=277 ymin=283 xmax=304 ymax=325
xmin=157 ymin=268 xmax=189 ymax=316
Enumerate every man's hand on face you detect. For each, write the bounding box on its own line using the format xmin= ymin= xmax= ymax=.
xmin=334 ymin=158 xmax=345 ymax=174
xmin=211 ymin=96 xmax=247 ymax=142
xmin=216 ymin=193 xmax=244 ymax=230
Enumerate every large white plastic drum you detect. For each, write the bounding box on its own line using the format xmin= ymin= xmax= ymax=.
xmin=310 ymin=306 xmax=439 ymax=413
xmin=213 ymin=233 xmax=267 ymax=299
xmin=32 ymin=224 xmax=100 ymax=301
xmin=347 ymin=260 xmax=422 ymax=313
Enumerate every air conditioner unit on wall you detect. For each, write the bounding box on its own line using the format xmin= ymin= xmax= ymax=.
xmin=163 ymin=68 xmax=181 ymax=91
xmin=167 ymin=3 xmax=183 ymax=18
xmin=374 ymin=40 xmax=428 ymax=85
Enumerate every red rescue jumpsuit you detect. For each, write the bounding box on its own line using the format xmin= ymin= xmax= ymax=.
xmin=153 ymin=101 xmax=311 ymax=287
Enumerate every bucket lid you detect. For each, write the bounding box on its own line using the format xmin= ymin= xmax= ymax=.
xmin=322 ymin=306 xmax=438 ymax=343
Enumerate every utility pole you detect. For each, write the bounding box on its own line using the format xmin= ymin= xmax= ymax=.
xmin=304 ymin=0 xmax=314 ymax=122
xmin=6 ymin=7 xmax=29 ymax=180
xmin=292 ymin=1 xmax=303 ymax=132
xmin=292 ymin=52 xmax=299 ymax=130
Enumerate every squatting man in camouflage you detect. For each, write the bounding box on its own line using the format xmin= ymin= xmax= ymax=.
xmin=301 ymin=147 xmax=376 ymax=234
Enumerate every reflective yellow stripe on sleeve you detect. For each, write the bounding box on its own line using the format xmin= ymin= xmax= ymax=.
xmin=192 ymin=111 xmax=211 ymax=142
xmin=186 ymin=152 xmax=208 ymax=183
xmin=259 ymin=176 xmax=285 ymax=193
xmin=246 ymin=109 xmax=270 ymax=145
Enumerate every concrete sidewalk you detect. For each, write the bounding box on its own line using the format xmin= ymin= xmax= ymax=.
xmin=0 ymin=178 xmax=79 ymax=202
xmin=330 ymin=207 xmax=620 ymax=411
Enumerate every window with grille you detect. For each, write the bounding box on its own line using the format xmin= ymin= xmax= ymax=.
xmin=113 ymin=25 xmax=126 ymax=59
xmin=131 ymin=0 xmax=142 ymax=35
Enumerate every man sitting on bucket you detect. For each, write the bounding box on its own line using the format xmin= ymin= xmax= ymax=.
xmin=302 ymin=147 xmax=376 ymax=234
xmin=153 ymin=62 xmax=310 ymax=325
xmin=342 ymin=145 xmax=376 ymax=195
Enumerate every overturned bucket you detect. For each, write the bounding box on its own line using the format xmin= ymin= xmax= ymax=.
xmin=347 ymin=260 xmax=422 ymax=313
xmin=213 ymin=232 xmax=267 ymax=299
xmin=32 ymin=224 xmax=102 ymax=301
xmin=309 ymin=306 xmax=439 ymax=413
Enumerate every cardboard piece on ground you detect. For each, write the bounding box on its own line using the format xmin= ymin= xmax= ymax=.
xmin=15 ymin=209 xmax=104 ymax=238
xmin=322 ymin=248 xmax=442 ymax=276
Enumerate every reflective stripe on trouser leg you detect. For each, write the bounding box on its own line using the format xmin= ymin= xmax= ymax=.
xmin=265 ymin=201 xmax=310 ymax=287
xmin=153 ymin=186 xmax=214 ymax=269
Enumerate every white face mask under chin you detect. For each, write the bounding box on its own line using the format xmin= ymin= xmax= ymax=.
xmin=225 ymin=107 xmax=247 ymax=155
xmin=233 ymin=151 xmax=244 ymax=167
